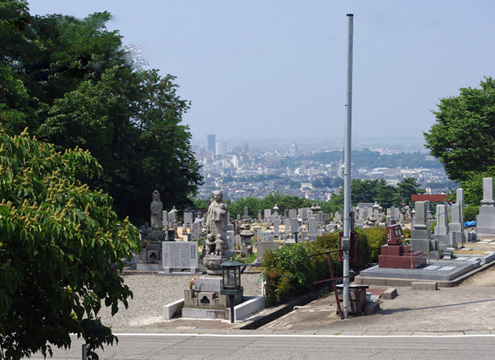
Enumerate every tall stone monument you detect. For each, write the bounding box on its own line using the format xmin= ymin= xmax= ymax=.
xmin=434 ymin=204 xmax=449 ymax=250
xmin=203 ymin=190 xmax=230 ymax=274
xmin=138 ymin=190 xmax=167 ymax=270
xmin=476 ymin=178 xmax=495 ymax=239
xmin=410 ymin=201 xmax=438 ymax=258
xmin=449 ymin=200 xmax=464 ymax=248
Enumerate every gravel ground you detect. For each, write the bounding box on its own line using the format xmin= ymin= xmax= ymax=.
xmin=99 ymin=273 xmax=264 ymax=329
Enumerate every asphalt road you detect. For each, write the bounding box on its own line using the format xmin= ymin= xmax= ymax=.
xmin=29 ymin=333 xmax=495 ymax=360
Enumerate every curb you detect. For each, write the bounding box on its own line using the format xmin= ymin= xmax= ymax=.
xmin=238 ymin=291 xmax=321 ymax=330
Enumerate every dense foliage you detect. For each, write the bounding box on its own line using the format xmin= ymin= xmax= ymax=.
xmin=424 ymin=77 xmax=495 ymax=204
xmin=263 ymin=229 xmax=372 ymax=307
xmin=364 ymin=227 xmax=387 ymax=262
xmin=0 ymin=127 xmax=140 ymax=359
xmin=195 ymin=178 xmax=424 ymax=217
xmin=311 ymin=176 xmax=344 ymax=189
xmin=1 ymin=0 xmax=202 ymax=223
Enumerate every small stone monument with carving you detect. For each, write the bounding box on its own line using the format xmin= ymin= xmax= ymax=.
xmin=138 ymin=190 xmax=167 ymax=270
xmin=203 ymin=190 xmax=231 ymax=274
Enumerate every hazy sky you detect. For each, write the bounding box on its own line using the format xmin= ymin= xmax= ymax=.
xmin=29 ymin=1 xmax=495 ymax=144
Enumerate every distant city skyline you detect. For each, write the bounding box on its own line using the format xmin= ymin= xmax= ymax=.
xmin=29 ymin=1 xmax=495 ymax=142
xmin=192 ymin=134 xmax=427 ymax=154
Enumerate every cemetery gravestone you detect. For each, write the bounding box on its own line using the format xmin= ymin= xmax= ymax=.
xmin=434 ymin=204 xmax=450 ymax=250
xmin=290 ymin=218 xmax=298 ymax=240
xmin=449 ymin=203 xmax=462 ymax=248
xmin=477 ymin=178 xmax=495 ymax=239
xmin=308 ymin=217 xmax=317 ymax=241
xmin=273 ymin=218 xmax=280 ymax=236
xmin=256 ymin=241 xmax=280 ymax=262
xmin=379 ymin=224 xmax=426 ymax=269
xmin=264 ymin=209 xmax=272 ymax=222
xmin=410 ymin=201 xmax=438 ymax=258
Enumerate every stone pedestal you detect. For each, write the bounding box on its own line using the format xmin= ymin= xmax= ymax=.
xmin=182 ymin=277 xmax=243 ymax=320
xmin=138 ymin=226 xmax=166 ymax=270
xmin=203 ymin=254 xmax=229 ymax=275
xmin=477 ymin=206 xmax=495 ymax=239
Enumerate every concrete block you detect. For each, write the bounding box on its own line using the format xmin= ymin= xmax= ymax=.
xmin=182 ymin=307 xmax=227 ymax=320
xmin=411 ymin=282 xmax=438 ymax=290
xmin=382 ymin=288 xmax=398 ymax=300
xmin=233 ymin=296 xmax=265 ymax=321
xmin=364 ymin=301 xmax=381 ymax=315
xmin=163 ymin=299 xmax=184 ymax=320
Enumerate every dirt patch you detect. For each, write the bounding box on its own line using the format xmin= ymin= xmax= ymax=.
xmin=459 ymin=265 xmax=495 ymax=287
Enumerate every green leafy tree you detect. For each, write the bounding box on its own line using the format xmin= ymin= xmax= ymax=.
xmin=350 ymin=179 xmax=377 ymax=205
xmin=397 ymin=177 xmax=425 ymax=206
xmin=0 ymin=127 xmax=140 ymax=360
xmin=1 ymin=3 xmax=202 ymax=223
xmin=0 ymin=0 xmax=36 ymax=134
xmin=424 ymin=77 xmax=495 ymax=186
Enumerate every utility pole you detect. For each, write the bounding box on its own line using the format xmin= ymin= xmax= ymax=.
xmin=342 ymin=13 xmax=354 ymax=320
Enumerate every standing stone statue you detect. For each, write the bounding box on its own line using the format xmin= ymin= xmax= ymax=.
xmin=205 ymin=190 xmax=228 ymax=256
xmin=150 ymin=190 xmax=163 ymax=231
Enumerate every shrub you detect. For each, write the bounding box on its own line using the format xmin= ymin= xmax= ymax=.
xmin=363 ymin=227 xmax=387 ymax=262
xmin=353 ymin=227 xmax=372 ymax=270
xmin=464 ymin=205 xmax=479 ymax=222
xmin=262 ymin=229 xmax=372 ymax=307
xmin=262 ymin=243 xmax=316 ymax=306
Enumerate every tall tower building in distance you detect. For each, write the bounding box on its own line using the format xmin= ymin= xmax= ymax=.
xmin=215 ymin=141 xmax=226 ymax=157
xmin=206 ymin=134 xmax=216 ymax=153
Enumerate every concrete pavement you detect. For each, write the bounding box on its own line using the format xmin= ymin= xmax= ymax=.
xmin=118 ymin=263 xmax=495 ymax=336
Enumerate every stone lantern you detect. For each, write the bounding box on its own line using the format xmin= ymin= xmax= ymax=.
xmin=220 ymin=260 xmax=243 ymax=323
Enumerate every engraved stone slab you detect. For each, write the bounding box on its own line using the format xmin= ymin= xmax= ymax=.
xmin=193 ymin=277 xmax=223 ymax=292
xmin=162 ymin=241 xmax=198 ymax=273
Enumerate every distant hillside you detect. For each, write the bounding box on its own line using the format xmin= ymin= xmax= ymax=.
xmin=298 ymin=149 xmax=443 ymax=169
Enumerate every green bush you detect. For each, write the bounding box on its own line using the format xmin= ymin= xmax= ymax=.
xmin=464 ymin=205 xmax=479 ymax=221
xmin=262 ymin=230 xmax=372 ymax=307
xmin=354 ymin=227 xmax=372 ymax=270
xmin=363 ymin=227 xmax=386 ymax=262
xmin=262 ymin=243 xmax=316 ymax=306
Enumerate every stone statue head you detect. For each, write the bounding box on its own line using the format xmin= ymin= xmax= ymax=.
xmin=152 ymin=190 xmax=160 ymax=201
xmin=212 ymin=190 xmax=223 ymax=202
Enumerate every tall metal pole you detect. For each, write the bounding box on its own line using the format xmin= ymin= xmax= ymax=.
xmin=342 ymin=13 xmax=354 ymax=320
